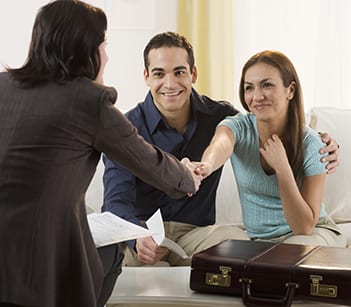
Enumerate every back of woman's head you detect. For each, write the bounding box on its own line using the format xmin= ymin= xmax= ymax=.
xmin=8 ymin=0 xmax=107 ymax=86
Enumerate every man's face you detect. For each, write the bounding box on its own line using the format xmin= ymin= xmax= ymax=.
xmin=144 ymin=47 xmax=197 ymax=116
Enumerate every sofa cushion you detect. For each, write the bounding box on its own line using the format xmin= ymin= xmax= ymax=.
xmin=308 ymin=107 xmax=351 ymax=223
xmin=215 ymin=161 xmax=243 ymax=225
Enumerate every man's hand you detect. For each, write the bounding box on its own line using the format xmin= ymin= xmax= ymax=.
xmin=136 ymin=236 xmax=168 ymax=265
xmin=319 ymin=132 xmax=340 ymax=174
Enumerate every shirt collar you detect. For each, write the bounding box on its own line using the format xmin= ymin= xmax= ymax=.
xmin=143 ymin=88 xmax=212 ymax=134
xmin=143 ymin=92 xmax=166 ymax=134
xmin=189 ymin=88 xmax=218 ymax=115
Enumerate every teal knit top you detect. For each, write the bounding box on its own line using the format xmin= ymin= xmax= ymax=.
xmin=219 ymin=113 xmax=327 ymax=239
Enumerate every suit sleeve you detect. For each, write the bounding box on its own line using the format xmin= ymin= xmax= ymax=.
xmin=93 ymin=88 xmax=196 ymax=199
xmin=102 ymin=153 xmax=140 ymax=249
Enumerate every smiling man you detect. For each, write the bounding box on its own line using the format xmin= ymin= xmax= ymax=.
xmin=102 ymin=32 xmax=340 ymax=267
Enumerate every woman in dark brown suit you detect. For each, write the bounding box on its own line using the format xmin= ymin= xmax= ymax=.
xmin=0 ymin=1 xmax=201 ymax=307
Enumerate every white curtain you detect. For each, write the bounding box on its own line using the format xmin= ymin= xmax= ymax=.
xmin=232 ymin=0 xmax=351 ymax=112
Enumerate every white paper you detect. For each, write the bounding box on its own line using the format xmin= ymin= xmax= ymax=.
xmin=87 ymin=212 xmax=153 ymax=248
xmin=146 ymin=209 xmax=189 ymax=259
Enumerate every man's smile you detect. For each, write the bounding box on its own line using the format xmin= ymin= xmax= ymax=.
xmin=160 ymin=90 xmax=183 ymax=96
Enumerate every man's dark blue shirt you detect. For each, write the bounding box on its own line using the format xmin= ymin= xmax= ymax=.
xmin=102 ymin=89 xmax=238 ymax=247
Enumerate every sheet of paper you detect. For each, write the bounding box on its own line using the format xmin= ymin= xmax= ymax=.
xmin=87 ymin=212 xmax=153 ymax=248
xmin=145 ymin=208 xmax=165 ymax=244
xmin=146 ymin=209 xmax=189 ymax=259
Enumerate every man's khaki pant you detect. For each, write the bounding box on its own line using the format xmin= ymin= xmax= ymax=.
xmin=122 ymin=221 xmax=248 ymax=266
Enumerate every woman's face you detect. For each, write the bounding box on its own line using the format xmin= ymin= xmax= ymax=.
xmin=243 ymin=62 xmax=295 ymax=122
xmin=95 ymin=40 xmax=108 ymax=84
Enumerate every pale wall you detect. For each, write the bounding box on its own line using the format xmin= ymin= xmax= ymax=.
xmin=0 ymin=0 xmax=177 ymax=112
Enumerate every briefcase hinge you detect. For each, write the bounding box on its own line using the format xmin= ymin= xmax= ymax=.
xmin=310 ymin=275 xmax=337 ymax=298
xmin=206 ymin=266 xmax=232 ymax=287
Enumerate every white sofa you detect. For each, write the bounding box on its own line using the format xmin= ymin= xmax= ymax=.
xmin=215 ymin=107 xmax=351 ymax=247
xmin=86 ymin=107 xmax=351 ymax=306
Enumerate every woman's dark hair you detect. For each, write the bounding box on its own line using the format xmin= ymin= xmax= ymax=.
xmin=239 ymin=50 xmax=306 ymax=183
xmin=7 ymin=0 xmax=107 ymax=86
xmin=143 ymin=31 xmax=195 ymax=75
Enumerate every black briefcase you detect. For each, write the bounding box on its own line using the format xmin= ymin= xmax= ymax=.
xmin=190 ymin=240 xmax=351 ymax=306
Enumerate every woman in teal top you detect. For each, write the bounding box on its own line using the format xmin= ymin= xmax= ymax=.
xmin=197 ymin=50 xmax=346 ymax=247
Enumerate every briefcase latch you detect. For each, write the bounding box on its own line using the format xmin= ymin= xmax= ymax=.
xmin=310 ymin=275 xmax=337 ymax=298
xmin=206 ymin=266 xmax=232 ymax=287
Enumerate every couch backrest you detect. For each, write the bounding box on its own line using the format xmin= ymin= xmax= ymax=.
xmin=308 ymin=107 xmax=351 ymax=223
xmin=215 ymin=160 xmax=242 ymax=225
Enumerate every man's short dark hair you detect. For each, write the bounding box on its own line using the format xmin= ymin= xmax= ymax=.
xmin=143 ymin=31 xmax=195 ymax=74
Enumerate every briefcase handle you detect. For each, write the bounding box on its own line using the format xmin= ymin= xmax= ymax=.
xmin=240 ymin=278 xmax=299 ymax=307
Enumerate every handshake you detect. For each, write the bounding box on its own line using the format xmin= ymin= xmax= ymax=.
xmin=181 ymin=157 xmax=213 ymax=196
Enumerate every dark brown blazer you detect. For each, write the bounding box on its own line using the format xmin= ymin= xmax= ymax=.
xmin=0 ymin=72 xmax=195 ymax=307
